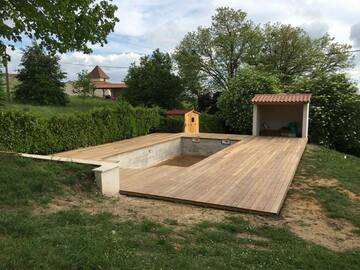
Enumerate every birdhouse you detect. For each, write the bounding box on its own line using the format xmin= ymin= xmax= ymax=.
xmin=165 ymin=109 xmax=200 ymax=134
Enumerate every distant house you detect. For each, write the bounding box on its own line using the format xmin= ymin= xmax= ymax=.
xmin=88 ymin=65 xmax=127 ymax=98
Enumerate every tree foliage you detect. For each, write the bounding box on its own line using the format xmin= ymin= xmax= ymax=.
xmin=175 ymin=7 xmax=353 ymax=96
xmin=258 ymin=24 xmax=353 ymax=85
xmin=124 ymin=49 xmax=185 ymax=109
xmin=0 ymin=0 xmax=119 ymax=58
xmin=14 ymin=43 xmax=69 ymax=106
xmin=73 ymin=70 xmax=96 ymax=97
xmin=175 ymin=7 xmax=262 ymax=93
xmin=217 ymin=67 xmax=280 ymax=134
xmin=289 ymin=73 xmax=360 ymax=156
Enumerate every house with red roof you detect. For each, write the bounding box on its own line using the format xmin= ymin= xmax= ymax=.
xmin=88 ymin=65 xmax=127 ymax=98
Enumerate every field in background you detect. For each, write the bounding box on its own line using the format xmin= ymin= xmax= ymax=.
xmin=2 ymin=96 xmax=117 ymax=119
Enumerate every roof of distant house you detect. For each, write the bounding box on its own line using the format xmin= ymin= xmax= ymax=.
xmin=93 ymin=81 xmax=127 ymax=89
xmin=251 ymin=93 xmax=312 ymax=104
xmin=165 ymin=109 xmax=199 ymax=116
xmin=89 ymin=65 xmax=110 ymax=80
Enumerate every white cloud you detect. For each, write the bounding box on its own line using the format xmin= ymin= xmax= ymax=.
xmin=302 ymin=21 xmax=329 ymax=38
xmin=4 ymin=0 xmax=360 ymax=88
xmin=350 ymin=22 xmax=360 ymax=48
xmin=4 ymin=49 xmax=141 ymax=82
xmin=61 ymin=52 xmax=141 ymax=81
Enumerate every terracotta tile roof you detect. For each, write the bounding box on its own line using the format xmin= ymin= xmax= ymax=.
xmin=165 ymin=109 xmax=199 ymax=116
xmin=89 ymin=65 xmax=110 ymax=79
xmin=252 ymin=93 xmax=311 ymax=104
xmin=93 ymin=81 xmax=127 ymax=89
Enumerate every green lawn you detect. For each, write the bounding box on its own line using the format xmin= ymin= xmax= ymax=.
xmin=0 ymin=147 xmax=359 ymax=269
xmin=294 ymin=146 xmax=360 ymax=234
xmin=1 ymin=96 xmax=117 ymax=118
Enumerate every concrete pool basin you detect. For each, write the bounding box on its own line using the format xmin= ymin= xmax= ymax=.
xmin=47 ymin=133 xmax=307 ymax=214
xmin=103 ymin=137 xmax=239 ymax=169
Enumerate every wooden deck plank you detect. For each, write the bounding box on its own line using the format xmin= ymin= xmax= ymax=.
xmin=119 ymin=135 xmax=306 ymax=214
xmin=55 ymin=132 xmax=306 ymax=214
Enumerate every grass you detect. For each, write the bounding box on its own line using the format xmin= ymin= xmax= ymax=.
xmin=0 ymin=149 xmax=360 ymax=269
xmin=0 ymin=153 xmax=97 ymax=207
xmin=1 ymin=96 xmax=117 ymax=119
xmin=295 ymin=145 xmax=360 ymax=234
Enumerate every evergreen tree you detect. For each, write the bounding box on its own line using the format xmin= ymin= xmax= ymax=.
xmin=14 ymin=43 xmax=69 ymax=105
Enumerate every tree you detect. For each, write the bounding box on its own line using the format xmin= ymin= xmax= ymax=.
xmin=0 ymin=0 xmax=118 ymax=58
xmin=175 ymin=8 xmax=353 ymax=95
xmin=123 ymin=49 xmax=185 ymax=109
xmin=258 ymin=24 xmax=353 ymax=85
xmin=289 ymin=73 xmax=360 ymax=156
xmin=73 ymin=70 xmax=96 ymax=97
xmin=217 ymin=67 xmax=280 ymax=134
xmin=14 ymin=43 xmax=69 ymax=106
xmin=175 ymin=7 xmax=262 ymax=93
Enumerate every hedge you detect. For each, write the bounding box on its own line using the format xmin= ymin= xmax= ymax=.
xmin=0 ymin=101 xmax=160 ymax=154
xmin=200 ymin=113 xmax=226 ymax=133
xmin=158 ymin=113 xmax=226 ymax=133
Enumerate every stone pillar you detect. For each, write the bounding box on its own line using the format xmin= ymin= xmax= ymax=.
xmin=252 ymin=104 xmax=260 ymax=136
xmin=302 ymin=103 xmax=310 ymax=139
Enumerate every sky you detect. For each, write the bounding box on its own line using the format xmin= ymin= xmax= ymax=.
xmin=3 ymin=0 xmax=360 ymax=85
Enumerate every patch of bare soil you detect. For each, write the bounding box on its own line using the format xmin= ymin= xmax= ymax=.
xmin=281 ymin=193 xmax=360 ymax=252
xmin=33 ymin=176 xmax=360 ymax=252
xmin=36 ymin=193 xmax=229 ymax=226
xmin=276 ymin=177 xmax=360 ymax=252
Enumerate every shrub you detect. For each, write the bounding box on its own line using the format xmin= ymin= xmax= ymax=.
xmin=291 ymin=73 xmax=360 ymax=157
xmin=158 ymin=117 xmax=184 ymax=133
xmin=0 ymin=101 xmax=160 ymax=154
xmin=200 ymin=113 xmax=226 ymax=133
xmin=217 ymin=68 xmax=280 ymax=134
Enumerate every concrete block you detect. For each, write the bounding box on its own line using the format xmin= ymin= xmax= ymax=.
xmin=93 ymin=165 xmax=120 ymax=196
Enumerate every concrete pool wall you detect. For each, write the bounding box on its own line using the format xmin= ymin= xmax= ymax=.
xmin=104 ymin=137 xmax=238 ymax=169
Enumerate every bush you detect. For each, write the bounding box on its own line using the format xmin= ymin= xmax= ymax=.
xmin=291 ymin=73 xmax=360 ymax=157
xmin=200 ymin=113 xmax=226 ymax=133
xmin=158 ymin=117 xmax=184 ymax=133
xmin=217 ymin=68 xmax=280 ymax=134
xmin=0 ymin=100 xmax=160 ymax=154
xmin=157 ymin=113 xmax=226 ymax=134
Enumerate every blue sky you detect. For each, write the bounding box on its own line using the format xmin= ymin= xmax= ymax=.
xmin=4 ymin=0 xmax=360 ymax=85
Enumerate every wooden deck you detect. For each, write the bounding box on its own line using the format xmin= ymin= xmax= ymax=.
xmin=119 ymin=136 xmax=307 ymax=214
xmin=55 ymin=133 xmax=307 ymax=214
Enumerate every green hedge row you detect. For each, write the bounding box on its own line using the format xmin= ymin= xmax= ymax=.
xmin=200 ymin=113 xmax=226 ymax=133
xmin=157 ymin=113 xmax=226 ymax=133
xmin=0 ymin=101 xmax=160 ymax=154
